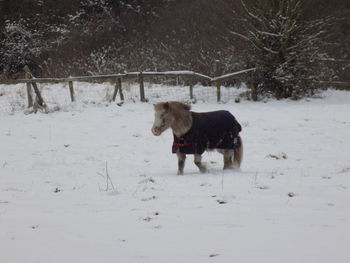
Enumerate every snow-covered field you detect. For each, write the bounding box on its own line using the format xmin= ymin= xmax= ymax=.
xmin=1 ymin=83 xmax=350 ymax=263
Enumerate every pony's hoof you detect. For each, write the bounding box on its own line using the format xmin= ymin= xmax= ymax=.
xmin=177 ymin=171 xmax=184 ymax=175
xmin=199 ymin=168 xmax=208 ymax=173
xmin=223 ymin=166 xmax=240 ymax=171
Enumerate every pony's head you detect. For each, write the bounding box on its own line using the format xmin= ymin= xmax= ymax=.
xmin=151 ymin=101 xmax=191 ymax=136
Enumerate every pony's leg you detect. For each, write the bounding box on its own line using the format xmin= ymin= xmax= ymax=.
xmin=177 ymin=152 xmax=186 ymax=175
xmin=194 ymin=154 xmax=207 ymax=173
xmin=233 ymin=136 xmax=243 ymax=168
xmin=223 ymin=150 xmax=234 ymax=169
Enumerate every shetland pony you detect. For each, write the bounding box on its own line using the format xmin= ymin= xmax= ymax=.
xmin=151 ymin=101 xmax=243 ymax=175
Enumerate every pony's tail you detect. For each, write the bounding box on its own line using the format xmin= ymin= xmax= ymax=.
xmin=233 ymin=136 xmax=243 ymax=168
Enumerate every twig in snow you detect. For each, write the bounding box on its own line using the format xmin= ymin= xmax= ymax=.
xmin=98 ymin=161 xmax=117 ymax=193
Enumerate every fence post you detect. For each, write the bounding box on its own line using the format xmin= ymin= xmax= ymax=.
xmin=139 ymin=72 xmax=146 ymax=102
xmin=214 ymin=60 xmax=221 ymax=102
xmin=68 ymin=81 xmax=75 ymax=102
xmin=112 ymin=79 xmax=118 ymax=102
xmin=250 ymin=80 xmax=257 ymax=101
xmin=23 ymin=65 xmax=46 ymax=108
xmin=31 ymin=81 xmax=46 ymax=107
xmin=25 ymin=72 xmax=33 ymax=107
xmin=188 ymin=75 xmax=194 ymax=100
xmin=112 ymin=78 xmax=124 ymax=102
xmin=189 ymin=84 xmax=194 ymax=100
xmin=118 ymin=78 xmax=124 ymax=101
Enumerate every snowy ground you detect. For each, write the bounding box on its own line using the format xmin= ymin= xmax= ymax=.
xmin=0 ymin=83 xmax=350 ymax=263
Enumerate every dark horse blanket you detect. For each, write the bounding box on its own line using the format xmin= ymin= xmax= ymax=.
xmin=172 ymin=110 xmax=242 ymax=154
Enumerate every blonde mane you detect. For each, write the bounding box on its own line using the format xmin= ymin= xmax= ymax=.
xmin=153 ymin=101 xmax=191 ymax=112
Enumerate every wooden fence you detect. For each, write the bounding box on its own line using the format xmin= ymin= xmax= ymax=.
xmin=1 ymin=66 xmax=348 ymax=109
xmin=1 ymin=66 xmax=256 ymax=108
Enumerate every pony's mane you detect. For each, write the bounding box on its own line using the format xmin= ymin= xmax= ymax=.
xmin=154 ymin=101 xmax=191 ymax=112
xmin=169 ymin=101 xmax=191 ymax=112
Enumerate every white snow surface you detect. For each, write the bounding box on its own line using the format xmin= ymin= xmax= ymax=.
xmin=0 ymin=83 xmax=350 ymax=263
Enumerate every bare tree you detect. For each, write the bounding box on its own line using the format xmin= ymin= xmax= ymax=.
xmin=231 ymin=0 xmax=334 ymax=100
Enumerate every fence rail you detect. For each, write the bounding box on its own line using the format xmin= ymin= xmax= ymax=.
xmin=211 ymin=68 xmax=256 ymax=82
xmin=0 ymin=67 xmax=255 ymax=107
xmin=0 ymin=70 xmax=214 ymax=85
xmin=1 ymin=66 xmax=349 ymax=109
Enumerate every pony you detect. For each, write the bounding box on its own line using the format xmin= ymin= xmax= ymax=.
xmin=151 ymin=101 xmax=243 ymax=175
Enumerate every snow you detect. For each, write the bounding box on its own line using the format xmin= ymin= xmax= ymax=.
xmin=0 ymin=82 xmax=350 ymax=263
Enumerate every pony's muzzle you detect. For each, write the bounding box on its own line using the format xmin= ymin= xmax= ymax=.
xmin=151 ymin=127 xmax=161 ymax=136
